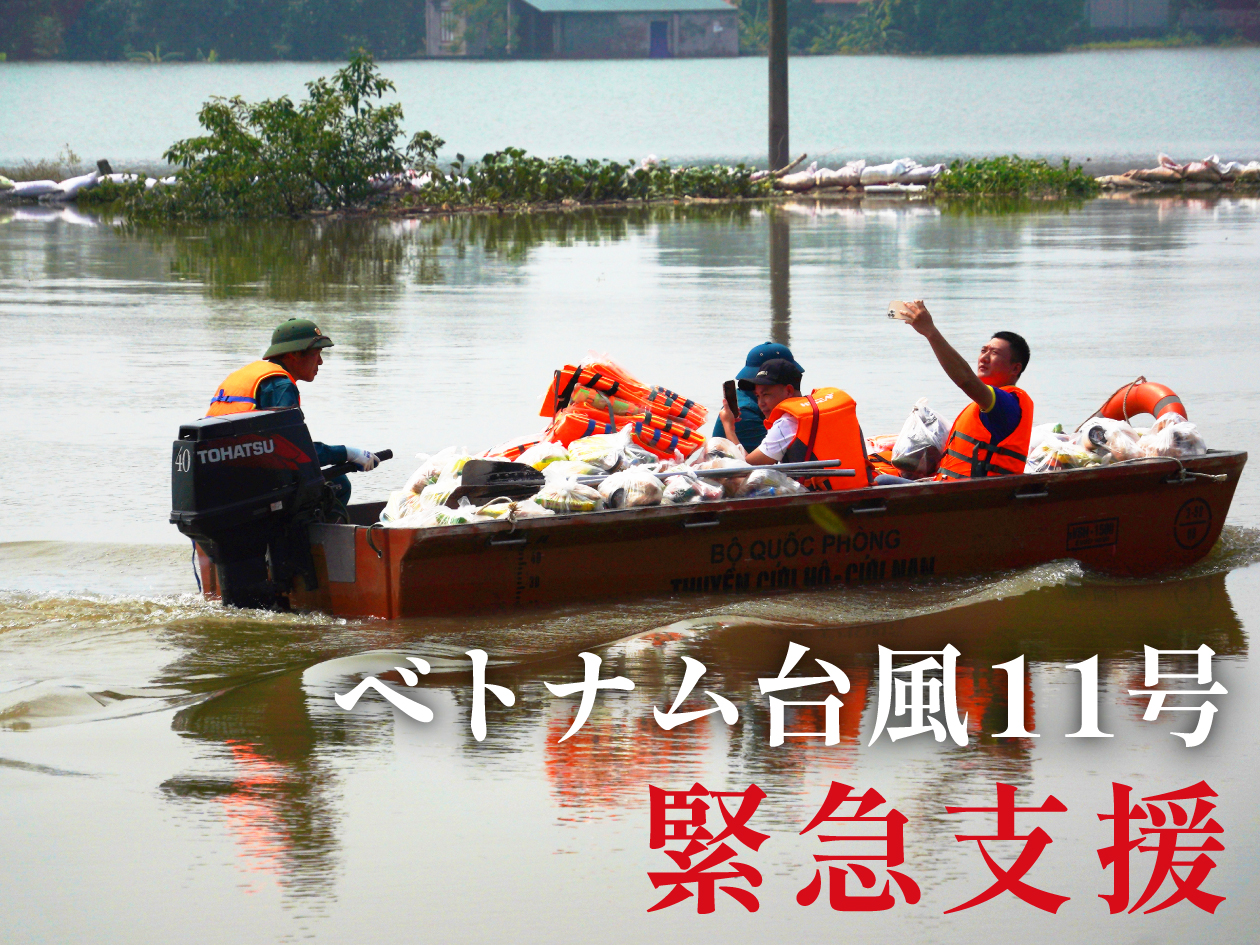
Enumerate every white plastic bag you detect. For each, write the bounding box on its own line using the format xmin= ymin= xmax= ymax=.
xmin=662 ymin=474 xmax=726 ymax=504
xmin=598 ymin=468 xmax=664 ymax=509
xmin=737 ymin=468 xmax=807 ymax=498
xmin=476 ymin=497 xmax=555 ymax=520
xmin=517 ymin=440 xmax=570 ymax=471
xmin=891 ymin=398 xmax=947 ymax=478
xmin=568 ymin=424 xmax=633 ymax=471
xmin=1024 ymin=436 xmax=1101 ymax=473
xmin=406 ymin=446 xmax=469 ymax=492
xmin=1138 ymin=415 xmax=1206 ymax=459
xmin=534 ymin=477 xmax=604 ymax=513
xmin=418 ymin=479 xmax=460 ymax=510
xmin=1078 ymin=417 xmax=1141 ymax=462
xmin=693 ymin=457 xmax=749 ymax=497
xmin=688 ymin=436 xmax=745 ymax=465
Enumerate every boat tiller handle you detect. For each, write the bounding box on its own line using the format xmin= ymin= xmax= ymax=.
xmin=322 ymin=449 xmax=393 ymax=481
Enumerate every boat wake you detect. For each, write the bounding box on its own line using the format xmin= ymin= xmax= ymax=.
xmin=2 ymin=526 xmax=1257 ymax=729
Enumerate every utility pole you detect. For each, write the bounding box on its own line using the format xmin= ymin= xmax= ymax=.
xmin=767 ymin=0 xmax=788 ymax=170
xmin=769 ymin=210 xmax=791 ymax=346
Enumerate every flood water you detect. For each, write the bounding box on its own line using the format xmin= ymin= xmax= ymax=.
xmin=2 ymin=193 xmax=1260 ymax=942
xmin=4 ymin=48 xmax=1260 ymax=169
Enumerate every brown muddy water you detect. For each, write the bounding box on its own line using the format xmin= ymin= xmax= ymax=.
xmin=2 ymin=195 xmax=1259 ymax=943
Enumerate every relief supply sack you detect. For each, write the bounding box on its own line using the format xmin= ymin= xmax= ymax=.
xmin=534 ymin=477 xmax=604 ymax=513
xmin=737 ymin=468 xmax=808 ymax=498
xmin=597 ymin=467 xmax=665 ymax=509
xmin=662 ymin=474 xmax=726 ymax=505
xmin=1078 ymin=417 xmax=1141 ymax=462
xmin=1138 ymin=414 xmax=1206 ymax=459
xmin=406 ymin=446 xmax=469 ymax=492
xmin=517 ymin=440 xmax=570 ymax=471
xmin=568 ymin=424 xmax=634 ymax=471
xmin=891 ymin=398 xmax=948 ymax=478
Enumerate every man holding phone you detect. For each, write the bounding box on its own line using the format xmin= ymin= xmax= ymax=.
xmin=713 ymin=342 xmax=805 ymax=453
xmin=891 ymin=300 xmax=1033 ymax=480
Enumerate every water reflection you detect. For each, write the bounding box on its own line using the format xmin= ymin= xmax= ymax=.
xmin=145 ymin=567 xmax=1244 ymax=894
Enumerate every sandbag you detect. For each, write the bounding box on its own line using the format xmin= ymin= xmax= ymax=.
xmin=860 ymin=160 xmax=911 ymax=186
xmin=11 ymin=180 xmax=59 ymax=198
xmin=899 ymin=163 xmax=943 ymax=184
xmin=52 ymin=171 xmax=100 ymax=200
xmin=1182 ymin=162 xmax=1222 ymax=183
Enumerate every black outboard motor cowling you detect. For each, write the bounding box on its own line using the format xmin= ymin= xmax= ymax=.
xmin=170 ymin=408 xmax=329 ymax=610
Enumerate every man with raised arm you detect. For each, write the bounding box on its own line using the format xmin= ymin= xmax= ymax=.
xmin=896 ymin=301 xmax=1033 ymax=480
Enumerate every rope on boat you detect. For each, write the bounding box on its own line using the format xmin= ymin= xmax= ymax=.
xmin=1108 ymin=454 xmax=1229 ymax=483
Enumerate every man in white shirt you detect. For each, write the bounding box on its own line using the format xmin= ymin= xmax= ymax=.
xmin=718 ymin=359 xmax=803 ymax=465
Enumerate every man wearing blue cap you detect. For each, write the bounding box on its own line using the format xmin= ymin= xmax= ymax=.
xmin=712 ymin=342 xmax=805 ymax=453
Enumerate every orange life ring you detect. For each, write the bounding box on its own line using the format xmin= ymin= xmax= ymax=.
xmin=1098 ymin=377 xmax=1186 ymax=422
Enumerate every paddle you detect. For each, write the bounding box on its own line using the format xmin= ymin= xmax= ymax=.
xmin=445 ymin=458 xmax=853 ymax=507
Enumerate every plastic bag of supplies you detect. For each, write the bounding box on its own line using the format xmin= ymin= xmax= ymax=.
xmin=1078 ymin=417 xmax=1142 ymax=462
xmin=406 ymin=446 xmax=470 ymax=492
xmin=598 ymin=468 xmax=665 ymax=509
xmin=737 ymin=468 xmax=808 ymax=498
xmin=517 ymin=440 xmax=570 ymax=471
xmin=567 ymin=425 xmax=634 ymax=472
xmin=534 ymin=477 xmax=604 ymax=513
xmin=891 ymin=398 xmax=947 ymax=478
xmin=662 ymin=474 xmax=726 ymax=504
xmin=1138 ymin=414 xmax=1206 ymax=459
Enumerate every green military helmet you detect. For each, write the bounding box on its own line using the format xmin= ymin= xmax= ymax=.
xmin=263 ymin=318 xmax=335 ymax=358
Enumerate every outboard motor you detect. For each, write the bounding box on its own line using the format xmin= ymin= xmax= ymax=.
xmin=170 ymin=408 xmax=333 ymax=610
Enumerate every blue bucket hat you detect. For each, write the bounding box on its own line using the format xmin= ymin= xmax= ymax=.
xmin=736 ymin=342 xmax=804 ymax=382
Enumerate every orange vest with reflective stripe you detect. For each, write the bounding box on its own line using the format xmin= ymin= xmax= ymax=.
xmin=206 ymin=360 xmax=296 ymax=417
xmin=936 ymin=386 xmax=1033 ymax=480
xmin=765 ymin=388 xmax=872 ymax=491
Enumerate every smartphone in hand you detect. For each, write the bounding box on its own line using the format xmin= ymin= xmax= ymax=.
xmin=887 ymin=300 xmax=914 ymax=321
xmin=723 ymin=380 xmax=740 ymax=420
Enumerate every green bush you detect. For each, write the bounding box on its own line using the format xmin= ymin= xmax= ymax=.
xmin=125 ymin=53 xmax=442 ymax=219
xmin=936 ymin=156 xmax=1100 ymax=197
xmin=414 ymin=148 xmax=770 ymax=206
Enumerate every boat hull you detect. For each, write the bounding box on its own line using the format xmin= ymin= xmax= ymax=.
xmin=194 ymin=452 xmax=1246 ymax=618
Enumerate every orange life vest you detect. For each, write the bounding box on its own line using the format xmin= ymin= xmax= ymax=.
xmin=206 ymin=360 xmax=296 ymax=417
xmin=765 ymin=388 xmax=872 ymax=491
xmin=935 ymin=386 xmax=1034 ymax=480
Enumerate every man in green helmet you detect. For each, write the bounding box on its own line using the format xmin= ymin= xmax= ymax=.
xmin=206 ymin=318 xmax=380 ymax=502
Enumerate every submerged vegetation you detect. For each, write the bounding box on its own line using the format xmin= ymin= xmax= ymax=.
xmin=110 ymin=54 xmax=442 ymax=219
xmin=411 ymin=150 xmax=769 ymax=208
xmin=935 ymin=156 xmax=1101 ymax=198
xmin=85 ymin=55 xmax=768 ymax=219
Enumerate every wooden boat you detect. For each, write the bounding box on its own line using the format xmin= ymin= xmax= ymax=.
xmin=193 ymin=451 xmax=1247 ymax=619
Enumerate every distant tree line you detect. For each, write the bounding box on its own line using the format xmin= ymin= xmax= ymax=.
xmin=1 ymin=0 xmax=1226 ymax=60
xmin=1 ymin=0 xmax=427 ymax=61
xmin=739 ymin=0 xmax=1089 ymax=55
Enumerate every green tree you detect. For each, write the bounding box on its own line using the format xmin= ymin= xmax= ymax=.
xmin=144 ymin=54 xmax=443 ymax=218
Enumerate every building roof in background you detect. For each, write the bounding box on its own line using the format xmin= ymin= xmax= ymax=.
xmin=520 ymin=0 xmax=736 ymax=12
